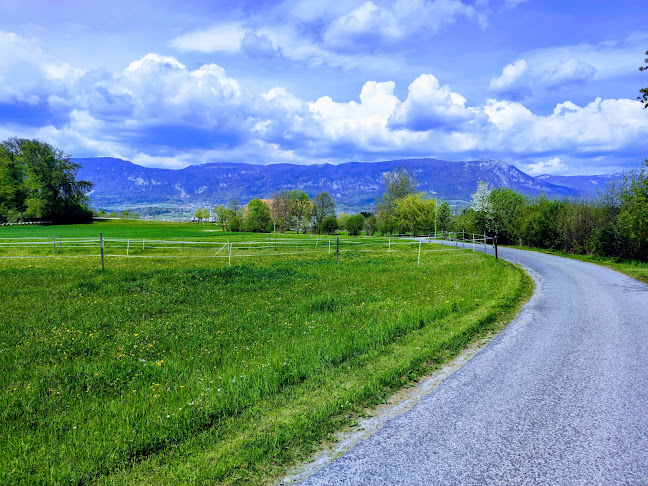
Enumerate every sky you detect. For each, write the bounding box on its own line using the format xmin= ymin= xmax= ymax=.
xmin=0 ymin=0 xmax=647 ymax=175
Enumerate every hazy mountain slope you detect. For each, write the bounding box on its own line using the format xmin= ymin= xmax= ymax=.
xmin=76 ymin=157 xmax=579 ymax=210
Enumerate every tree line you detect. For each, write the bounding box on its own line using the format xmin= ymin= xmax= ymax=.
xmin=457 ymin=163 xmax=648 ymax=262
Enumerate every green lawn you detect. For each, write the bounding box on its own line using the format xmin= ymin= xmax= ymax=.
xmin=1 ymin=221 xmax=531 ymax=485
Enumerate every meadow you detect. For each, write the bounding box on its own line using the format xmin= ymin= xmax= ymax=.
xmin=0 ymin=221 xmax=531 ymax=485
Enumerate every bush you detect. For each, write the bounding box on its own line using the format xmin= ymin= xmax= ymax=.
xmin=345 ymin=214 xmax=365 ymax=236
xmin=321 ymin=216 xmax=338 ymax=235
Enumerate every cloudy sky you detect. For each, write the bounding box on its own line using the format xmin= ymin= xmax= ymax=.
xmin=0 ymin=0 xmax=647 ymax=175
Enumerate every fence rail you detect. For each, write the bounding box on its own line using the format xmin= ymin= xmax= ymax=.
xmin=0 ymin=232 xmax=497 ymax=267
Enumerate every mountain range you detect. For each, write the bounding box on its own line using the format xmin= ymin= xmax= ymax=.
xmin=75 ymin=157 xmax=616 ymax=212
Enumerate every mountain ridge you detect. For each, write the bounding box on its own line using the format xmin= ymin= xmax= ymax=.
xmin=75 ymin=157 xmax=611 ymax=211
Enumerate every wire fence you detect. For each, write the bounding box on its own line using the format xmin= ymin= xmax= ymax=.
xmin=0 ymin=231 xmax=497 ymax=267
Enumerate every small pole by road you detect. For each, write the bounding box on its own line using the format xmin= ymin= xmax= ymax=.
xmin=494 ymin=236 xmax=498 ymax=261
xmin=336 ymin=236 xmax=339 ymax=265
xmin=100 ymin=233 xmax=105 ymax=271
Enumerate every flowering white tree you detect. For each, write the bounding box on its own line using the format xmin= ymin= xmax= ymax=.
xmin=471 ymin=181 xmax=493 ymax=233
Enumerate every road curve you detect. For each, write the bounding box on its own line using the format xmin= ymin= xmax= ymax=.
xmin=299 ymin=247 xmax=648 ymax=485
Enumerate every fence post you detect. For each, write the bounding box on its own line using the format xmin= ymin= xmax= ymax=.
xmin=127 ymin=239 xmax=130 ymax=256
xmin=228 ymin=241 xmax=232 ymax=267
xmin=388 ymin=237 xmax=391 ymax=252
xmin=315 ymin=238 xmax=319 ymax=250
xmin=484 ymin=232 xmax=487 ymax=252
xmin=417 ymin=239 xmax=422 ymax=267
xmin=463 ymin=229 xmax=465 ymax=248
xmin=494 ymin=236 xmax=498 ymax=260
xmin=328 ymin=239 xmax=331 ymax=254
xmin=472 ymin=233 xmax=475 ymax=252
xmin=336 ymin=236 xmax=339 ymax=265
xmin=53 ymin=235 xmax=56 ymax=255
xmin=143 ymin=238 xmax=145 ymax=250
xmin=100 ymin=233 xmax=104 ymax=271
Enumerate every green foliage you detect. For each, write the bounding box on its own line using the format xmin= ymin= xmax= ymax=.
xmin=437 ymin=201 xmax=454 ymax=233
xmin=271 ymin=189 xmax=312 ymax=233
xmin=320 ymin=216 xmax=338 ymax=235
xmin=313 ymin=192 xmax=336 ymax=233
xmin=364 ymin=214 xmax=378 ymax=235
xmin=345 ymin=214 xmax=365 ymax=236
xmin=376 ymin=166 xmax=418 ymax=217
xmin=489 ymin=188 xmax=527 ymax=244
xmin=0 ymin=138 xmax=93 ymax=223
xmin=243 ymin=199 xmax=273 ymax=233
xmin=617 ymin=160 xmax=648 ymax=260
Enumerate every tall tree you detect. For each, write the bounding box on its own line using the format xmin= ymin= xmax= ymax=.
xmin=312 ymin=191 xmax=336 ymax=233
xmin=243 ymin=199 xmax=272 ymax=233
xmin=0 ymin=138 xmax=92 ymax=222
xmin=376 ymin=166 xmax=418 ymax=216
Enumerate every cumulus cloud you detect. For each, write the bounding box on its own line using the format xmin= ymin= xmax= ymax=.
xmin=1 ymin=32 xmax=648 ymax=174
xmin=389 ymin=74 xmax=475 ymax=131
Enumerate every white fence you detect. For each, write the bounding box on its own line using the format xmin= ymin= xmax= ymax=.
xmin=0 ymin=232 xmax=497 ymax=267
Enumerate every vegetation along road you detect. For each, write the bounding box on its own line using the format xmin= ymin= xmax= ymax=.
xmin=300 ymin=246 xmax=648 ymax=485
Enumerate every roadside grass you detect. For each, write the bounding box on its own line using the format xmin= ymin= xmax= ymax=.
xmin=1 ymin=222 xmax=531 ymax=485
xmin=510 ymin=246 xmax=648 ymax=285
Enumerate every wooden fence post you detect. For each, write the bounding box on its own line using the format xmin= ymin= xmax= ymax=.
xmin=336 ymin=236 xmax=339 ymax=265
xmin=100 ymin=233 xmax=104 ymax=271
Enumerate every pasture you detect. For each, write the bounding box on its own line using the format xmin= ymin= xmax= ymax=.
xmin=0 ymin=221 xmax=531 ymax=485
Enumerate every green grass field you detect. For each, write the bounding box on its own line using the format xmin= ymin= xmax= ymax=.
xmin=1 ymin=221 xmax=531 ymax=485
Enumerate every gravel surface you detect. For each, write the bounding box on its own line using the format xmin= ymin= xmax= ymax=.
xmin=299 ymin=247 xmax=648 ymax=485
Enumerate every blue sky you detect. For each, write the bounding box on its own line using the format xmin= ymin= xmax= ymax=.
xmin=0 ymin=0 xmax=647 ymax=175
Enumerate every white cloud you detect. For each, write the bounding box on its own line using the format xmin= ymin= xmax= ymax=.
xmin=488 ymin=59 xmax=527 ymax=92
xmin=169 ymin=23 xmax=246 ymax=53
xmin=389 ymin=73 xmax=475 ymax=131
xmin=526 ymin=157 xmax=566 ymax=175
xmin=323 ymin=0 xmax=474 ymax=49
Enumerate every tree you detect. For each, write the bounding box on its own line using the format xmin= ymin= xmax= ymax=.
xmin=437 ymin=201 xmax=454 ymax=233
xmin=213 ymin=205 xmax=231 ymax=230
xmin=376 ymin=166 xmax=418 ymax=216
xmin=271 ymin=190 xmax=293 ymax=233
xmin=470 ymin=181 xmax=493 ymax=234
xmin=321 ymin=216 xmax=338 ymax=235
xmin=489 ymin=188 xmax=527 ymax=244
xmin=194 ymin=208 xmax=209 ymax=222
xmin=313 ymin=192 xmax=336 ymax=233
xmin=617 ymin=160 xmax=648 ymax=260
xmin=394 ymin=193 xmax=424 ymax=235
xmin=345 ymin=214 xmax=365 ymax=236
xmin=243 ymin=199 xmax=272 ymax=232
xmin=639 ymin=50 xmax=648 ymax=109
xmin=364 ymin=215 xmax=378 ymax=235
xmin=291 ymin=190 xmax=312 ymax=234
xmin=0 ymin=138 xmax=92 ymax=222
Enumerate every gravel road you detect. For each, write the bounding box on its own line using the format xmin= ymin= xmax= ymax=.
xmin=299 ymin=247 xmax=648 ymax=485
